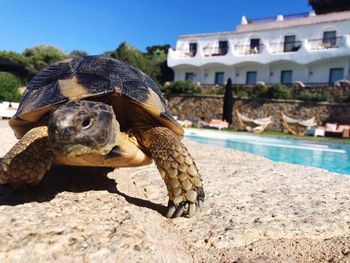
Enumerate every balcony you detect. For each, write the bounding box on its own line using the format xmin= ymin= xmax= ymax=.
xmin=203 ymin=47 xmax=228 ymax=57
xmin=174 ymin=48 xmax=197 ymax=58
xmin=308 ymin=36 xmax=343 ymax=50
xmin=167 ymin=34 xmax=350 ymax=68
xmin=234 ymin=44 xmax=263 ymax=56
xmin=269 ymin=41 xmax=302 ymax=53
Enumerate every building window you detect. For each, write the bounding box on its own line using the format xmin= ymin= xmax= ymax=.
xmin=250 ymin=38 xmax=260 ymax=54
xmin=215 ymin=72 xmax=225 ymax=85
xmin=284 ymin=35 xmax=300 ymax=52
xmin=329 ymin=68 xmax=344 ymax=84
xmin=281 ymin=70 xmax=293 ymax=84
xmin=189 ymin=43 xmax=197 ymax=57
xmin=219 ymin=41 xmax=228 ymax=55
xmin=246 ymin=71 xmax=257 ymax=84
xmin=185 ymin=72 xmax=194 ymax=82
xmin=323 ymin=31 xmax=336 ymax=47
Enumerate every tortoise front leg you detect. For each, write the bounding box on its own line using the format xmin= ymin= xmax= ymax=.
xmin=137 ymin=127 xmax=204 ymax=218
xmin=0 ymin=126 xmax=53 ymax=185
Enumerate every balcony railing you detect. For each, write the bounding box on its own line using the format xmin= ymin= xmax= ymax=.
xmin=308 ymin=37 xmax=343 ymax=50
xmin=234 ymin=44 xmax=263 ymax=55
xmin=203 ymin=47 xmax=228 ymax=57
xmin=171 ymin=35 xmax=348 ymax=59
xmin=269 ymin=41 xmax=302 ymax=53
xmin=248 ymin=12 xmax=309 ymax=24
xmin=175 ymin=48 xmax=197 ymax=57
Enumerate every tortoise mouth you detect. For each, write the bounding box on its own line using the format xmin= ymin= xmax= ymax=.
xmin=107 ymin=145 xmax=128 ymax=157
xmin=53 ymin=142 xmax=118 ymax=157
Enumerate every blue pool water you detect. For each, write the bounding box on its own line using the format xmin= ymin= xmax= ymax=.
xmin=185 ymin=129 xmax=350 ymax=175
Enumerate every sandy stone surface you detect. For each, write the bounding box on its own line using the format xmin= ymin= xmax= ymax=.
xmin=0 ymin=120 xmax=350 ymax=262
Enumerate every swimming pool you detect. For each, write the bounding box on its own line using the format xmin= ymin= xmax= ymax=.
xmin=185 ymin=129 xmax=350 ymax=175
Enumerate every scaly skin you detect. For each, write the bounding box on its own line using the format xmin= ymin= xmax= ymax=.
xmin=0 ymin=126 xmax=53 ymax=185
xmin=0 ymin=124 xmax=205 ymax=218
xmin=136 ymin=126 xmax=205 ymax=218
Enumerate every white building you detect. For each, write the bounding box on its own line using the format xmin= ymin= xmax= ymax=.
xmin=167 ymin=11 xmax=350 ymax=86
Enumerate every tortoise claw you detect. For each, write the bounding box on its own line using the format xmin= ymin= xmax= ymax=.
xmin=166 ymin=186 xmax=204 ymax=218
xmin=166 ymin=203 xmax=176 ymax=218
xmin=198 ymin=200 xmax=204 ymax=210
xmin=188 ymin=203 xmax=196 ymax=218
xmin=173 ymin=202 xmax=186 ymax=218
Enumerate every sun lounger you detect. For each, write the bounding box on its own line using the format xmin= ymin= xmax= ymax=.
xmin=177 ymin=119 xmax=193 ymax=128
xmin=235 ymin=111 xmax=272 ymax=134
xmin=0 ymin=102 xmax=18 ymax=119
xmin=324 ymin=123 xmax=350 ymax=138
xmin=199 ymin=119 xmax=229 ymax=130
xmin=305 ymin=127 xmax=325 ymax=137
xmin=281 ymin=112 xmax=317 ymax=136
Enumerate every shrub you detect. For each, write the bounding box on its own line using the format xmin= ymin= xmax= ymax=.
xmin=265 ymin=84 xmax=293 ymax=99
xmin=297 ymin=90 xmax=331 ymax=102
xmin=22 ymin=45 xmax=68 ymax=72
xmin=161 ymin=80 xmax=201 ymax=94
xmin=0 ymin=72 xmax=21 ymax=101
xmin=232 ymin=85 xmax=249 ymax=98
xmin=201 ymin=85 xmax=225 ymax=95
xmin=254 ymin=84 xmax=269 ymax=98
xmin=232 ymin=84 xmax=269 ymax=99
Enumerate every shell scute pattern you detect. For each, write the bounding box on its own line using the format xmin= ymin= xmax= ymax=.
xmin=26 ymin=62 xmax=73 ymax=91
xmin=15 ymin=81 xmax=66 ymax=118
xmin=14 ymin=56 xmax=179 ymax=129
xmin=75 ymin=72 xmax=114 ymax=94
xmin=122 ymin=80 xmax=150 ymax=103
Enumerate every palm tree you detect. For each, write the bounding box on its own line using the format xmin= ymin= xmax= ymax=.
xmin=308 ymin=0 xmax=350 ymax=14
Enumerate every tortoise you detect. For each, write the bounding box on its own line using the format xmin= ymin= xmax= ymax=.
xmin=0 ymin=55 xmax=204 ymax=218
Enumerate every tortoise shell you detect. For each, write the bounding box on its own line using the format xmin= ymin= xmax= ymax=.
xmin=9 ymin=56 xmax=183 ymax=138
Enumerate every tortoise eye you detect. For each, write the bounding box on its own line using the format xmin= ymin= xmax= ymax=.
xmin=82 ymin=117 xmax=91 ymax=128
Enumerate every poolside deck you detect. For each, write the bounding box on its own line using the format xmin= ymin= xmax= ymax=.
xmin=0 ymin=121 xmax=349 ymax=262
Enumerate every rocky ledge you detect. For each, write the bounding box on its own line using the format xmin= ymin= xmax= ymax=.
xmin=0 ymin=122 xmax=349 ymax=262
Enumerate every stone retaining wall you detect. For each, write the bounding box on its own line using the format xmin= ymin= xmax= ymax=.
xmin=166 ymin=95 xmax=350 ymax=131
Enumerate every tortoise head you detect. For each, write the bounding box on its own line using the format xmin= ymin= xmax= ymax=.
xmin=48 ymin=100 xmax=119 ymax=156
xmin=48 ymin=100 xmax=151 ymax=167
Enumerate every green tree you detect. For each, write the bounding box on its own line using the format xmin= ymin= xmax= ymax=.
xmin=146 ymin=44 xmax=174 ymax=84
xmin=69 ymin=50 xmax=89 ymax=57
xmin=22 ymin=45 xmax=68 ymax=72
xmin=308 ymin=0 xmax=350 ymax=14
xmin=0 ymin=42 xmax=174 ymax=89
xmin=105 ymin=42 xmax=174 ymax=84
xmin=0 ymin=51 xmax=31 ymax=67
xmin=0 ymin=72 xmax=21 ymax=101
xmin=0 ymin=51 xmax=35 ymax=81
xmin=105 ymin=42 xmax=152 ymax=75
xmin=146 ymin=44 xmax=171 ymax=56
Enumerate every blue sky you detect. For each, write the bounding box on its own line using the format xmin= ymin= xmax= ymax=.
xmin=1 ymin=0 xmax=312 ymax=54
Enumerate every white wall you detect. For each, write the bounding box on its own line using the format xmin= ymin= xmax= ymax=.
xmin=308 ymin=58 xmax=349 ymax=83
xmin=169 ymin=12 xmax=350 ymax=70
xmin=201 ymin=65 xmax=233 ymax=84
xmin=170 ymin=12 xmax=350 ymax=85
xmin=173 ymin=66 xmax=202 ymax=82
xmin=174 ymin=58 xmax=350 ymax=85
xmin=267 ymin=62 xmax=308 ymax=83
xmin=233 ymin=64 xmax=270 ymax=84
xmin=176 ymin=15 xmax=350 ymax=50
